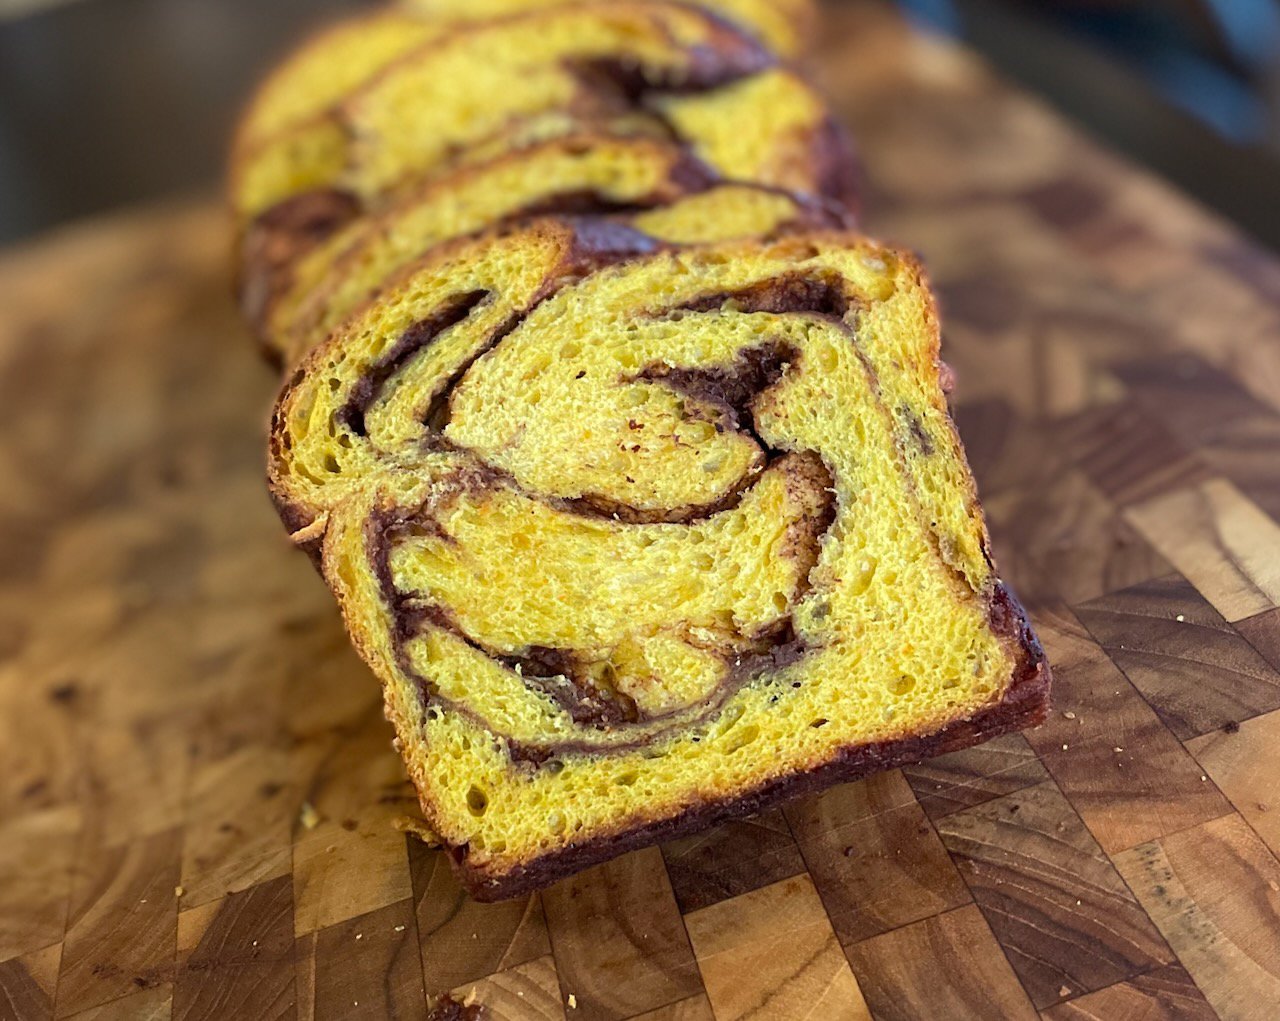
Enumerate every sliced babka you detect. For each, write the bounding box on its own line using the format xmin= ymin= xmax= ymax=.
xmin=244 ymin=132 xmax=848 ymax=365
xmin=229 ymin=2 xmax=854 ymax=227
xmin=266 ymin=220 xmax=1049 ymax=899
xmin=399 ymin=0 xmax=817 ymax=57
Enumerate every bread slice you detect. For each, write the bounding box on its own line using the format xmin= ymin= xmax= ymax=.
xmin=230 ymin=0 xmax=815 ymax=172
xmin=229 ymin=1 xmax=853 ymax=225
xmin=267 ymin=219 xmax=1050 ymax=899
xmin=233 ymin=12 xmax=440 ymax=156
xmin=243 ymin=131 xmax=849 ymax=366
xmin=399 ymin=0 xmax=818 ymax=58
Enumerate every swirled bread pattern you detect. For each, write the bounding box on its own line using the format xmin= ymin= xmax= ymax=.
xmin=229 ymin=2 xmax=854 ymax=227
xmin=399 ymin=0 xmax=817 ymax=57
xmin=244 ymin=133 xmax=848 ymax=366
xmin=241 ymin=0 xmax=1048 ymax=899
xmin=267 ymin=222 xmax=1048 ymax=897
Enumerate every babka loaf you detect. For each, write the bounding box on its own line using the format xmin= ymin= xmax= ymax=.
xmin=245 ymin=132 xmax=849 ymax=365
xmin=232 ymin=0 xmax=813 ymax=177
xmin=238 ymin=0 xmax=1048 ymax=899
xmin=266 ymin=221 xmax=1049 ymax=899
xmin=399 ymin=0 xmax=817 ymax=58
xmin=229 ymin=2 xmax=855 ymax=229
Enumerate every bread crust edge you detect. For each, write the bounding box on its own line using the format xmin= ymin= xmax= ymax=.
xmin=448 ymin=580 xmax=1049 ymax=901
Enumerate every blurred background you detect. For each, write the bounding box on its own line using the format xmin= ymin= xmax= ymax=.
xmin=0 ymin=0 xmax=1278 ymax=248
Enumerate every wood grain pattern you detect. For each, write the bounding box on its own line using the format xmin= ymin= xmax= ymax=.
xmin=934 ymin=782 xmax=1171 ymax=1009
xmin=1040 ymin=963 xmax=1216 ymax=1021
xmin=843 ymin=904 xmax=1038 ymax=1021
xmin=1064 ymin=401 xmax=1214 ymax=509
xmin=3 ymin=3 xmax=1280 ymax=1016
xmin=308 ymin=898 xmax=422 ymax=1021
xmin=22 ymin=944 xmax=63 ymax=1009
xmin=1114 ymin=814 xmax=1280 ymax=1021
xmin=540 ymin=847 xmax=701 ymax=1021
xmin=983 ymin=470 xmax=1172 ymax=609
xmin=0 ymin=670 xmax=80 ymax=828
xmin=0 ymin=953 xmax=55 ymax=1021
xmin=1115 ymin=355 xmax=1280 ymax=521
xmin=901 ymin=733 xmax=1050 ymax=821
xmin=179 ymin=745 xmax=295 ymax=910
xmin=785 ymin=772 xmax=970 ymax=945
xmin=55 ymin=828 xmax=182 ymax=1018
xmin=410 ymin=840 xmax=550 ymax=994
xmin=951 ymin=400 xmax=1068 ymax=498
xmin=1075 ymin=574 xmax=1280 ymax=739
xmin=62 ymin=985 xmax=172 ymax=1021
xmin=661 ymin=810 xmax=806 ymax=914
xmin=445 ymin=955 xmax=564 ymax=1021
xmin=1126 ymin=480 xmax=1280 ymax=623
xmin=0 ymin=805 xmax=79 ymax=961
xmin=1026 ymin=607 xmax=1232 ymax=854
xmin=1111 ymin=357 xmax=1265 ymax=458
xmin=625 ymin=996 xmax=715 ymax=1021
xmin=171 ymin=874 xmax=295 ymax=1021
xmin=683 ymin=875 xmax=869 ymax=1021
xmin=1185 ymin=708 xmax=1280 ymax=858
xmin=1234 ymin=606 xmax=1280 ymax=672
xmin=291 ymin=824 xmax=412 ymax=940
xmin=289 ymin=703 xmax=416 ymax=938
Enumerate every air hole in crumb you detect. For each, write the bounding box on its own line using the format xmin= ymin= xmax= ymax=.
xmin=810 ymin=718 xmax=829 ymax=728
xmin=466 ymin=786 xmax=488 ymax=816
xmin=888 ymin=675 xmax=915 ymax=696
xmin=722 ymin=723 xmax=759 ymax=753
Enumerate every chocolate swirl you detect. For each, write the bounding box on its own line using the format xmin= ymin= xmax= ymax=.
xmin=269 ymin=220 xmax=992 ymax=767
xmin=231 ymin=1 xmax=856 ymax=295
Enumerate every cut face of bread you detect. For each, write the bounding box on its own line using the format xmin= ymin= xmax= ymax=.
xmin=268 ymin=220 xmax=1050 ymax=899
xmin=231 ymin=0 xmax=814 ymax=173
xmin=399 ymin=0 xmax=817 ymax=57
xmin=245 ymin=132 xmax=848 ymax=366
xmin=234 ymin=12 xmax=441 ymax=155
xmin=230 ymin=1 xmax=852 ymax=224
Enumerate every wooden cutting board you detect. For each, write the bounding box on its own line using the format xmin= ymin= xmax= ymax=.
xmin=2 ymin=5 xmax=1279 ymax=1019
